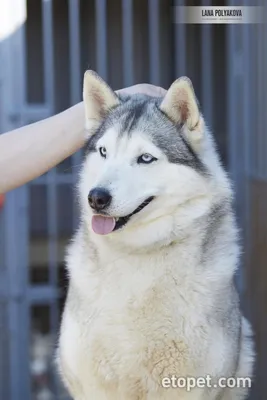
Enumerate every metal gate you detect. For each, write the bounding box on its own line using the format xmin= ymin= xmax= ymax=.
xmin=0 ymin=0 xmax=263 ymax=399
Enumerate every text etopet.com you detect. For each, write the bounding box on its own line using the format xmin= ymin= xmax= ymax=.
xmin=162 ymin=375 xmax=252 ymax=391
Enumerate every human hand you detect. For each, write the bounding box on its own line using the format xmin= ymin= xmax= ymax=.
xmin=116 ymin=83 xmax=166 ymax=98
xmin=74 ymin=83 xmax=166 ymax=117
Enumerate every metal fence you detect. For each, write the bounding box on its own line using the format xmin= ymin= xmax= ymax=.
xmin=0 ymin=0 xmax=264 ymax=399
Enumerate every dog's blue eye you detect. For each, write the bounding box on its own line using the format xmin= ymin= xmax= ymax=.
xmin=99 ymin=147 xmax=107 ymax=158
xmin=137 ymin=154 xmax=157 ymax=164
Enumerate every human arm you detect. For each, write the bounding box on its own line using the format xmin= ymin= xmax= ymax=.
xmin=0 ymin=84 xmax=166 ymax=193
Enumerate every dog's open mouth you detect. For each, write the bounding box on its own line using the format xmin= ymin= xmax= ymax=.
xmin=91 ymin=196 xmax=154 ymax=235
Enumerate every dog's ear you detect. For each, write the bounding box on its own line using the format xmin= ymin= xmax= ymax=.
xmin=83 ymin=70 xmax=120 ymax=133
xmin=160 ymin=77 xmax=204 ymax=149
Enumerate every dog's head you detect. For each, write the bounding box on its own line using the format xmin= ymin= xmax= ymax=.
xmin=78 ymin=71 xmax=231 ymax=248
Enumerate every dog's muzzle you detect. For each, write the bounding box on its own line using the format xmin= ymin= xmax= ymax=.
xmin=90 ymin=196 xmax=154 ymax=235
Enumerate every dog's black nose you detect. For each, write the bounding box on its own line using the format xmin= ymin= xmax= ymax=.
xmin=88 ymin=188 xmax=112 ymax=211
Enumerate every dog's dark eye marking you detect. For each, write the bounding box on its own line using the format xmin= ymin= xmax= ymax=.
xmin=99 ymin=146 xmax=107 ymax=158
xmin=137 ymin=153 xmax=157 ymax=164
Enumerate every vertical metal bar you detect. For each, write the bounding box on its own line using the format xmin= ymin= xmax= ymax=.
xmin=6 ymin=1 xmax=30 ymax=399
xmin=255 ymin=9 xmax=261 ymax=178
xmin=69 ymin=0 xmax=81 ymax=106
xmin=15 ymin=0 xmax=31 ymax=394
xmin=227 ymin=17 xmax=240 ymax=294
xmin=201 ymin=0 xmax=212 ymax=128
xmin=148 ymin=0 xmax=160 ymax=85
xmin=122 ymin=0 xmax=134 ymax=86
xmin=255 ymin=0 xmax=259 ymax=178
xmin=42 ymin=0 xmax=55 ymax=111
xmin=42 ymin=0 xmax=59 ymax=338
xmin=95 ymin=0 xmax=108 ymax=80
xmin=47 ymin=194 xmax=59 ymax=334
xmin=174 ymin=0 xmax=186 ymax=77
xmin=250 ymin=21 xmax=257 ymax=179
xmin=69 ymin=0 xmax=82 ymax=229
xmin=11 ymin=0 xmax=27 ymax=127
xmin=42 ymin=3 xmax=61 ymax=398
xmin=263 ymin=5 xmax=267 ymax=180
xmin=259 ymin=12 xmax=265 ymax=179
xmin=227 ymin=11 xmax=240 ymax=198
xmin=0 ymin=301 xmax=9 ymax=400
xmin=227 ymin=2 xmax=249 ymax=300
xmin=6 ymin=190 xmax=30 ymax=400
xmin=241 ymin=0 xmax=252 ymax=298
xmin=5 ymin=192 xmax=21 ymax=400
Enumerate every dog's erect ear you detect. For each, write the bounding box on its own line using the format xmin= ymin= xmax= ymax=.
xmin=83 ymin=70 xmax=120 ymax=133
xmin=160 ymin=77 xmax=199 ymax=129
xmin=160 ymin=77 xmax=204 ymax=148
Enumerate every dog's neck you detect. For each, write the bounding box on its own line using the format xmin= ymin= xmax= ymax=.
xmin=81 ymin=201 xmax=238 ymax=280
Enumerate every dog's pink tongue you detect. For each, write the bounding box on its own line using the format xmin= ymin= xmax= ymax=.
xmin=92 ymin=215 xmax=116 ymax=235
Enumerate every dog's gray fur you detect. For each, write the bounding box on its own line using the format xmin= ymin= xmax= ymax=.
xmin=86 ymin=93 xmax=206 ymax=173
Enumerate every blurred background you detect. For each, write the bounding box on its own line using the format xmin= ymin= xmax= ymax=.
xmin=0 ymin=0 xmax=265 ymax=399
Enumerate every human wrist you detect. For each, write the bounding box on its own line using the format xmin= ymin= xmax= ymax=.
xmin=60 ymin=101 xmax=86 ymax=150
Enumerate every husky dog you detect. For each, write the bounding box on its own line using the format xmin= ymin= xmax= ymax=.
xmin=57 ymin=71 xmax=254 ymax=400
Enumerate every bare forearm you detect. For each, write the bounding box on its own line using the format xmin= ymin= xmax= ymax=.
xmin=0 ymin=102 xmax=85 ymax=193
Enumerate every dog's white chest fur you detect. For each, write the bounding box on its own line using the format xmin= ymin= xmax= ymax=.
xmin=58 ymin=234 xmax=249 ymax=400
